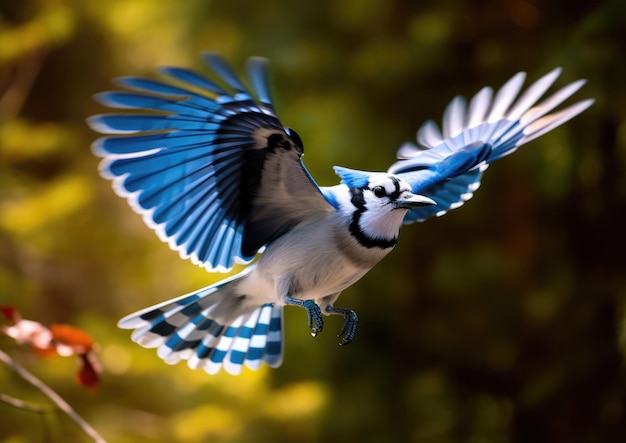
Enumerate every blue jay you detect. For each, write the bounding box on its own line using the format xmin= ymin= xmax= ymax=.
xmin=90 ymin=53 xmax=593 ymax=375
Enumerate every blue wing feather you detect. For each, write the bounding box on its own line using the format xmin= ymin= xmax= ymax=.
xmin=113 ymin=77 xmax=222 ymax=111
xmin=95 ymin=91 xmax=210 ymax=117
xmin=92 ymin=114 xmax=219 ymax=133
xmin=247 ymin=57 xmax=274 ymax=108
xmin=91 ymin=54 xmax=332 ymax=271
xmin=158 ymin=66 xmax=229 ymax=96
xmin=202 ymin=52 xmax=253 ymax=96
xmin=390 ymin=68 xmax=593 ymax=223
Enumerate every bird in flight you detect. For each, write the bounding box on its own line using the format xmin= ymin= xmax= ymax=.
xmin=89 ymin=53 xmax=593 ymax=375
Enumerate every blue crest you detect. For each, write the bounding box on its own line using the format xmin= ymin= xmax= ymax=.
xmin=333 ymin=166 xmax=373 ymax=189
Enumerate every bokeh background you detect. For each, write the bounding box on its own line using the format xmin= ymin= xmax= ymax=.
xmin=1 ymin=0 xmax=624 ymax=442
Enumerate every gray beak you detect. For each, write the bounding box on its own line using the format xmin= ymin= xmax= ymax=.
xmin=395 ymin=192 xmax=436 ymax=209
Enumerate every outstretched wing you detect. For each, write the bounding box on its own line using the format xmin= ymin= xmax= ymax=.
xmin=90 ymin=53 xmax=332 ymax=271
xmin=388 ymin=68 xmax=594 ymax=223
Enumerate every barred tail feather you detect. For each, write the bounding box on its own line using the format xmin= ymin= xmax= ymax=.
xmin=118 ymin=272 xmax=283 ymax=375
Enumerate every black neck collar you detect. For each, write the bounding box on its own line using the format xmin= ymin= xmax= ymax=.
xmin=348 ymin=188 xmax=397 ymax=249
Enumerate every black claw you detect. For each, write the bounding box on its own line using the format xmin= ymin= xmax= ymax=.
xmin=326 ymin=306 xmax=358 ymax=346
xmin=304 ymin=300 xmax=324 ymax=336
xmin=285 ymin=296 xmax=324 ymax=337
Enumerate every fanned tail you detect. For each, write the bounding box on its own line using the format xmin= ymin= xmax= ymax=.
xmin=118 ymin=270 xmax=283 ymax=375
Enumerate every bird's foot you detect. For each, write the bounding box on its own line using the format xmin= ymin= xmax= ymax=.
xmin=326 ymin=305 xmax=358 ymax=346
xmin=285 ymin=296 xmax=324 ymax=336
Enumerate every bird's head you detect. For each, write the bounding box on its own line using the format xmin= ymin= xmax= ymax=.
xmin=333 ymin=167 xmax=435 ymax=249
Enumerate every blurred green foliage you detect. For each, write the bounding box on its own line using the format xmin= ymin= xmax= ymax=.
xmin=1 ymin=0 xmax=624 ymax=441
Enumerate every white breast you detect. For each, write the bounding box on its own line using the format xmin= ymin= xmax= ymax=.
xmin=237 ymin=212 xmax=393 ymax=306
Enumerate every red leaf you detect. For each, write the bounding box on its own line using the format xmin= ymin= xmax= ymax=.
xmin=50 ymin=324 xmax=94 ymax=354
xmin=2 ymin=310 xmax=102 ymax=389
xmin=77 ymin=352 xmax=101 ymax=388
xmin=0 ymin=306 xmax=19 ymax=323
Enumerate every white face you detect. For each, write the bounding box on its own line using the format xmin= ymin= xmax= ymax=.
xmin=357 ymin=175 xmax=414 ymax=242
xmin=362 ymin=174 xmax=413 ymax=209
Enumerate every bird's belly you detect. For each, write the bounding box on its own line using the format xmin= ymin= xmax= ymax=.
xmin=237 ymin=216 xmax=393 ymax=306
xmin=291 ymin=254 xmax=367 ymax=300
xmin=241 ymin=241 xmax=372 ymax=304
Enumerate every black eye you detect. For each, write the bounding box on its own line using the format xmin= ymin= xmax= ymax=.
xmin=372 ymin=186 xmax=386 ymax=198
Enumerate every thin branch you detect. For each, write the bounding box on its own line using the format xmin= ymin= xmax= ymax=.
xmin=0 ymin=50 xmax=46 ymax=124
xmin=0 ymin=347 xmax=107 ymax=443
xmin=0 ymin=392 xmax=53 ymax=442
xmin=0 ymin=392 xmax=49 ymax=413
